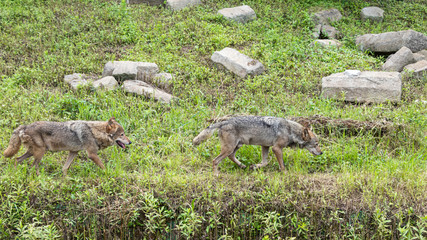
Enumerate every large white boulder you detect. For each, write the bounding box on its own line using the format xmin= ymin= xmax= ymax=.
xmin=322 ymin=70 xmax=401 ymax=102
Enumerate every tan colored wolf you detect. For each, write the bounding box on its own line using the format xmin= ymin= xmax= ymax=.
xmin=3 ymin=117 xmax=131 ymax=175
xmin=193 ymin=115 xmax=322 ymax=175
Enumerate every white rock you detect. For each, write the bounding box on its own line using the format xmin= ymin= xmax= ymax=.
xmin=344 ymin=70 xmax=361 ymax=77
xmin=218 ymin=5 xmax=256 ymax=24
xmin=322 ymin=71 xmax=401 ymax=102
xmin=312 ymin=39 xmax=342 ymax=48
xmin=361 ymin=7 xmax=384 ymax=22
xmin=211 ymin=47 xmax=265 ymax=78
xmin=356 ymin=30 xmax=427 ymax=53
xmin=92 ymin=76 xmax=118 ymax=91
xmin=166 ymin=0 xmax=201 ymax=11
xmin=382 ymin=46 xmax=415 ymax=72
xmin=102 ymin=61 xmax=159 ymax=82
xmin=122 ymin=80 xmax=176 ymax=103
xmin=64 ymin=73 xmax=90 ymax=90
xmin=403 ymin=60 xmax=427 ymax=79
xmin=312 ymin=9 xmax=342 ymax=25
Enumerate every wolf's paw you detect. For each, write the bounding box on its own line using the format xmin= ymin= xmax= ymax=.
xmin=240 ymin=164 xmax=247 ymax=169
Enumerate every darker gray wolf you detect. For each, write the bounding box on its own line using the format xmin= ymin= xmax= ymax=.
xmin=3 ymin=117 xmax=131 ymax=175
xmin=193 ymin=115 xmax=322 ymax=175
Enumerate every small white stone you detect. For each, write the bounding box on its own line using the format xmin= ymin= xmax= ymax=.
xmin=344 ymin=70 xmax=361 ymax=77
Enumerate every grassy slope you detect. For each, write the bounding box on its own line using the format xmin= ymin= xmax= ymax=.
xmin=0 ymin=0 xmax=426 ymax=239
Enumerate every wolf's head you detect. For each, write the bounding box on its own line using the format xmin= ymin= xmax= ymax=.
xmin=106 ymin=117 xmax=132 ymax=149
xmin=302 ymin=126 xmax=322 ymax=156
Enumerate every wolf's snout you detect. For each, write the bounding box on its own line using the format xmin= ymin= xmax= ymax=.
xmin=129 ymin=141 xmax=132 ymax=144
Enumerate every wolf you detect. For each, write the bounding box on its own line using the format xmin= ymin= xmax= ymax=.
xmin=3 ymin=117 xmax=131 ymax=175
xmin=193 ymin=115 xmax=322 ymax=175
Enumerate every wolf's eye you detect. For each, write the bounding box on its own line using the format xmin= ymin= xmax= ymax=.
xmin=121 ymin=133 xmax=124 ymax=136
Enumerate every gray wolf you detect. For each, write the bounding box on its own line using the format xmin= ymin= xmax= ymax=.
xmin=3 ymin=117 xmax=131 ymax=175
xmin=193 ymin=115 xmax=322 ymax=175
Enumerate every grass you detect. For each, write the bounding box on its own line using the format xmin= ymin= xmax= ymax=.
xmin=0 ymin=0 xmax=426 ymax=239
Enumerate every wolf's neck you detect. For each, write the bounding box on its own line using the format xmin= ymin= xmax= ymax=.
xmin=88 ymin=122 xmax=114 ymax=149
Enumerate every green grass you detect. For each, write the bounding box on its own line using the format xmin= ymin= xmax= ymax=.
xmin=0 ymin=0 xmax=426 ymax=239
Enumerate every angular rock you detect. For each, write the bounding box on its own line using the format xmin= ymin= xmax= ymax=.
xmin=211 ymin=47 xmax=265 ymax=78
xmin=92 ymin=76 xmax=118 ymax=91
xmin=153 ymin=73 xmax=173 ymax=91
xmin=112 ymin=61 xmax=139 ymax=81
xmin=356 ymin=30 xmax=427 ymax=53
xmin=166 ymin=0 xmax=201 ymax=11
xmin=413 ymin=53 xmax=426 ymax=62
xmin=102 ymin=61 xmax=115 ymax=77
xmin=102 ymin=61 xmax=159 ymax=82
xmin=126 ymin=0 xmax=164 ymax=5
xmin=403 ymin=60 xmax=427 ymax=78
xmin=312 ymin=9 xmax=342 ymax=25
xmin=322 ymin=70 xmax=401 ymax=102
xmin=321 ymin=25 xmax=339 ymax=39
xmin=64 ymin=73 xmax=90 ymax=90
xmin=312 ymin=39 xmax=342 ymax=48
xmin=137 ymin=63 xmax=159 ymax=81
xmin=382 ymin=46 xmax=415 ymax=72
xmin=123 ymin=80 xmax=176 ymax=103
xmin=416 ymin=49 xmax=427 ymax=58
xmin=218 ymin=5 xmax=256 ymax=24
xmin=361 ymin=7 xmax=384 ymax=22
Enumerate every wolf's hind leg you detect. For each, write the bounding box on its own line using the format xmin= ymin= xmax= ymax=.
xmin=228 ymin=143 xmax=246 ymax=169
xmin=212 ymin=146 xmax=235 ymax=176
xmin=62 ymin=151 xmax=78 ymax=176
xmin=16 ymin=151 xmax=33 ymax=164
xmin=250 ymin=146 xmax=270 ymax=170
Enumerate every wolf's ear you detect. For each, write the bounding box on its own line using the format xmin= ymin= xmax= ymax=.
xmin=106 ymin=117 xmax=116 ymax=133
xmin=302 ymin=127 xmax=311 ymax=142
xmin=108 ymin=117 xmax=116 ymax=125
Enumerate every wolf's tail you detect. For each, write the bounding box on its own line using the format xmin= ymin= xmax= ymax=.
xmin=192 ymin=122 xmax=223 ymax=146
xmin=3 ymin=126 xmax=25 ymax=158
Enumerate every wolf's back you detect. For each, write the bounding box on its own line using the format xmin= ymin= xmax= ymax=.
xmin=3 ymin=125 xmax=25 ymax=157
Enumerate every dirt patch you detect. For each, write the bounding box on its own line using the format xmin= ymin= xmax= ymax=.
xmin=291 ymin=115 xmax=401 ymax=137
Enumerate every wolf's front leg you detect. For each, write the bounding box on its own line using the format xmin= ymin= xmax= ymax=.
xmin=87 ymin=150 xmax=106 ymax=170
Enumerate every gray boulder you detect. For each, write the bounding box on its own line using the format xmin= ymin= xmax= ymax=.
xmin=166 ymin=0 xmax=201 ymax=11
xmin=403 ymin=60 xmax=427 ymax=79
xmin=321 ymin=25 xmax=340 ymax=39
xmin=218 ymin=5 xmax=256 ymax=24
xmin=312 ymin=9 xmax=342 ymax=25
xmin=356 ymin=30 xmax=427 ymax=53
xmin=211 ymin=47 xmax=265 ymax=78
xmin=361 ymin=7 xmax=384 ymax=22
xmin=92 ymin=76 xmax=118 ymax=91
xmin=64 ymin=73 xmax=90 ymax=90
xmin=382 ymin=46 xmax=415 ymax=72
xmin=102 ymin=61 xmax=159 ymax=82
xmin=123 ymin=80 xmax=176 ymax=103
xmin=413 ymin=53 xmax=426 ymax=62
xmin=416 ymin=49 xmax=427 ymax=58
xmin=322 ymin=70 xmax=401 ymax=103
